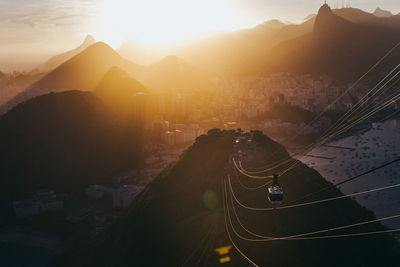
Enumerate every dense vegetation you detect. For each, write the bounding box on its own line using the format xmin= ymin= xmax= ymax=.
xmin=260 ymin=104 xmax=316 ymax=124
xmin=56 ymin=129 xmax=399 ymax=266
xmin=0 ymin=91 xmax=144 ymax=217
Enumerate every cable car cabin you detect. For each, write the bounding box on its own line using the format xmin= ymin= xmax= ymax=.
xmin=268 ymin=185 xmax=283 ymax=204
xmin=268 ymin=174 xmax=283 ymax=204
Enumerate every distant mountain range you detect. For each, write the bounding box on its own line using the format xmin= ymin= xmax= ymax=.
xmin=0 ymin=42 xmax=142 ymax=115
xmin=244 ymin=4 xmax=400 ymax=83
xmin=41 ymin=35 xmax=96 ymax=71
xmin=1 ymin=4 xmax=399 ymax=115
xmin=117 ymin=6 xmax=399 ymax=77
xmin=0 ymin=41 xmax=217 ymax=114
xmin=373 ymin=7 xmax=393 ymax=18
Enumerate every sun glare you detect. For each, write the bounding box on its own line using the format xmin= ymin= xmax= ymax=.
xmin=99 ymin=0 xmax=242 ymax=48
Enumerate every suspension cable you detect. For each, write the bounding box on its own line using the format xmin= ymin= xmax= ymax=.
xmin=222 ymin=180 xmax=260 ymax=267
xmin=223 ymin=178 xmax=400 ymax=242
xmin=285 ymin=156 xmax=400 ymax=206
xmin=240 ymin=47 xmax=400 ymax=173
xmin=233 ymin=171 xmax=272 ymax=190
xmin=228 ymin=174 xmax=400 ymax=211
xmin=242 ymin=81 xmax=400 ymax=178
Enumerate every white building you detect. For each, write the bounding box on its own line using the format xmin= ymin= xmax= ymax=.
xmin=13 ymin=189 xmax=63 ymax=218
xmin=86 ymin=185 xmax=106 ymax=199
xmin=111 ymin=185 xmax=143 ymax=208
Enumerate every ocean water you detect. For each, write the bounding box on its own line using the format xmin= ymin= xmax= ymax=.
xmin=297 ymin=119 xmax=400 ymax=229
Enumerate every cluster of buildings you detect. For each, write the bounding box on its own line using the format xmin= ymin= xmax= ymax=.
xmin=86 ymin=184 xmax=144 ymax=208
xmin=227 ymin=73 xmax=352 ymax=116
xmin=260 ymin=117 xmax=332 ymax=137
xmin=143 ymin=73 xmax=350 ymax=146
xmin=161 ymin=123 xmax=205 ymax=145
xmin=0 ymin=70 xmax=44 ymax=108
xmin=157 ymin=94 xmax=191 ymax=122
xmin=13 ymin=189 xmax=63 ymax=218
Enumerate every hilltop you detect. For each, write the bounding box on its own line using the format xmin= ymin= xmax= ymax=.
xmin=0 ymin=90 xmax=145 ymax=216
xmin=94 ymin=66 xmax=147 ymax=116
xmin=55 ymin=129 xmax=399 ymax=266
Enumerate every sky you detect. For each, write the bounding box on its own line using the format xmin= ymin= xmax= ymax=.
xmin=0 ymin=0 xmax=399 ymax=70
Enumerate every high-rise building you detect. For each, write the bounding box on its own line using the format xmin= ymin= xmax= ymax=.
xmin=167 ymin=97 xmax=175 ymax=121
xmin=175 ymin=95 xmax=187 ymax=121
xmin=133 ymin=92 xmax=148 ymax=123
xmin=158 ymin=96 xmax=166 ymax=117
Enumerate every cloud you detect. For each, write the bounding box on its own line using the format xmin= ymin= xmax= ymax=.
xmin=0 ymin=0 xmax=101 ymax=26
xmin=0 ymin=0 xmax=102 ymax=49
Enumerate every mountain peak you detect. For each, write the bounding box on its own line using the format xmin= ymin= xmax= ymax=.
xmin=105 ymin=66 xmax=129 ymax=78
xmin=82 ymin=42 xmax=120 ymax=58
xmin=83 ymin=34 xmax=95 ymax=46
xmin=318 ymin=3 xmax=333 ymax=16
xmin=155 ymin=55 xmax=188 ymax=68
xmin=94 ymin=66 xmax=146 ymax=115
xmin=373 ymin=7 xmax=393 ymax=18
xmin=95 ymin=66 xmax=146 ymax=94
xmin=41 ymin=34 xmax=96 ymax=71
xmin=160 ymin=55 xmax=184 ymax=63
xmin=263 ymin=19 xmax=286 ymax=28
xmin=313 ymin=3 xmax=353 ymax=36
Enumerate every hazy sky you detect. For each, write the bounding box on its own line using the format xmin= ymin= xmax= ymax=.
xmin=0 ymin=0 xmax=399 ymax=70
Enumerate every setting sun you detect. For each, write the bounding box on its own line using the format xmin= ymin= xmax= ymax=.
xmin=100 ymin=0 xmax=242 ymax=48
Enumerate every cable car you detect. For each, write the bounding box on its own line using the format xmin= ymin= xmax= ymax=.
xmin=268 ymin=174 xmax=283 ymax=204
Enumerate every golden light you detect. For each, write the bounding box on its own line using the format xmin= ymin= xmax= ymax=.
xmin=99 ymin=0 xmax=243 ymax=48
xmin=215 ymin=245 xmax=232 ymax=255
xmin=219 ymin=256 xmax=231 ymax=263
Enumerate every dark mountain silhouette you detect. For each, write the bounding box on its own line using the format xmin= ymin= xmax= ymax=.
xmin=253 ymin=4 xmax=400 ymax=83
xmin=0 ymin=90 xmax=144 ymax=217
xmin=0 ymin=44 xmax=217 ymax=115
xmin=94 ymin=66 xmax=147 ymax=116
xmin=333 ymin=8 xmax=377 ymax=23
xmin=117 ymin=7 xmax=395 ymax=74
xmin=176 ymin=6 xmax=386 ymax=74
xmin=0 ymin=42 xmax=144 ymax=115
xmin=270 ymin=17 xmax=315 ymax=44
xmin=175 ymin=5 xmax=400 ymax=81
xmin=41 ymin=35 xmax=96 ymax=71
xmin=333 ymin=7 xmax=400 ymax=29
xmin=260 ymin=104 xmax=316 ymax=125
xmin=55 ymin=129 xmax=400 ymax=266
xmin=373 ymin=7 xmax=393 ymax=18
xmin=313 ymin=4 xmax=355 ymax=35
xmin=32 ymin=42 xmax=142 ymax=91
